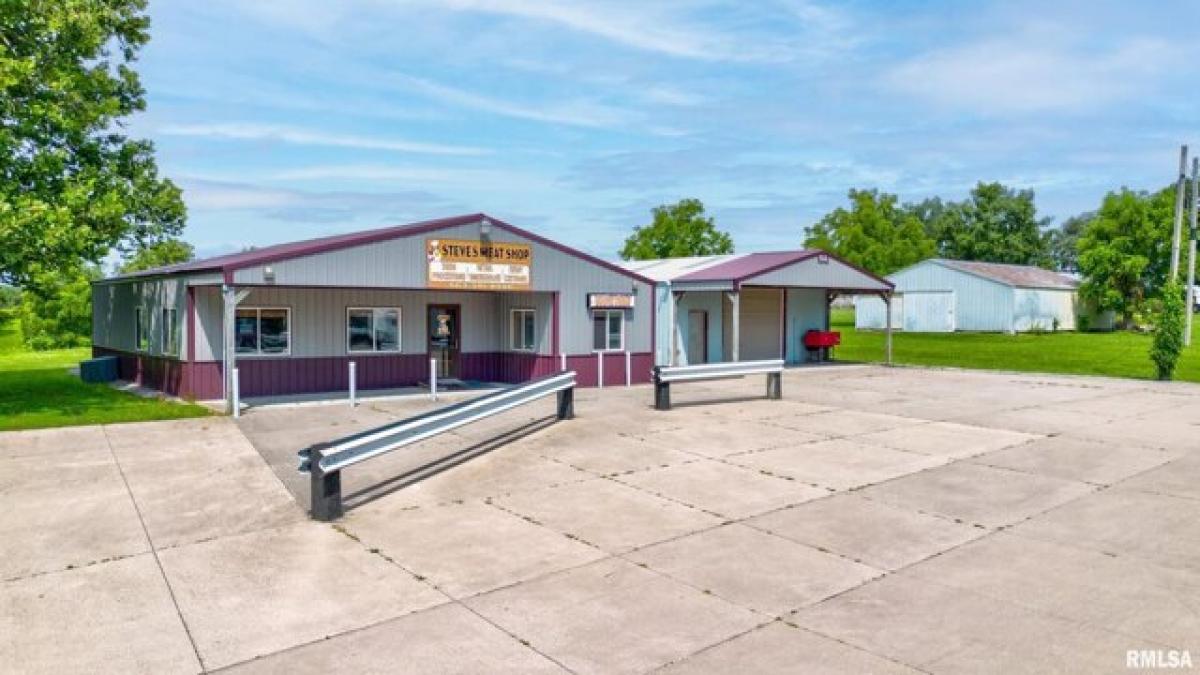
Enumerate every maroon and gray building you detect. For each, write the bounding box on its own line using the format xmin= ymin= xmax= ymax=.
xmin=91 ymin=213 xmax=891 ymax=406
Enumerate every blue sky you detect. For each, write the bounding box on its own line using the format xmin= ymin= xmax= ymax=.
xmin=132 ymin=0 xmax=1200 ymax=260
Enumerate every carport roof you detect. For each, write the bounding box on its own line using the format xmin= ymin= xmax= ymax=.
xmin=620 ymin=250 xmax=892 ymax=289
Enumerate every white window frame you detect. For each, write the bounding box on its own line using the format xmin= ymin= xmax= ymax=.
xmin=510 ymin=308 xmax=536 ymax=352
xmin=161 ymin=308 xmax=178 ymax=356
xmin=592 ymin=309 xmax=625 ymax=352
xmin=134 ymin=307 xmax=148 ymax=352
xmin=235 ymin=307 xmax=292 ymax=357
xmin=346 ymin=307 xmax=402 ymax=354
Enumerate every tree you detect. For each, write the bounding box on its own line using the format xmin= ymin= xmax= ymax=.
xmin=1150 ymin=280 xmax=1185 ymax=380
xmin=19 ymin=264 xmax=100 ymax=349
xmin=804 ymin=189 xmax=936 ymax=275
xmin=120 ymin=238 xmax=194 ymax=274
xmin=904 ymin=196 xmax=947 ymax=240
xmin=933 ymin=182 xmax=1052 ymax=266
xmin=620 ymin=199 xmax=733 ymax=260
xmin=0 ymin=285 xmax=19 ymax=311
xmin=1077 ymin=187 xmax=1175 ymax=328
xmin=1048 ymin=212 xmax=1093 ymax=272
xmin=0 ymin=0 xmax=185 ymax=292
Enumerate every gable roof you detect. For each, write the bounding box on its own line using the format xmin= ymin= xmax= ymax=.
xmin=619 ymin=250 xmax=892 ymax=290
xmin=105 ymin=213 xmax=653 ymax=285
xmin=934 ymin=259 xmax=1077 ymax=290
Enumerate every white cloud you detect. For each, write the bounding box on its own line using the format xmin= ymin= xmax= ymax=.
xmin=885 ymin=34 xmax=1176 ymax=113
xmin=270 ymin=163 xmax=555 ymax=192
xmin=158 ymin=122 xmax=489 ymax=156
xmin=393 ymin=75 xmax=637 ymax=129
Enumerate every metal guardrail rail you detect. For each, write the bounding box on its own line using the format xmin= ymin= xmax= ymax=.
xmin=298 ymin=370 xmax=576 ymax=520
xmin=652 ymin=359 xmax=784 ymax=410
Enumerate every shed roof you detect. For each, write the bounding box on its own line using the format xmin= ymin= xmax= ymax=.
xmin=103 ymin=213 xmax=652 ymax=285
xmin=934 ymin=259 xmax=1077 ymax=290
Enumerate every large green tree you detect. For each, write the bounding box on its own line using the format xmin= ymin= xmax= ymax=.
xmin=932 ymin=182 xmax=1052 ymax=266
xmin=0 ymin=0 xmax=185 ymax=291
xmin=19 ymin=263 xmax=100 ymax=349
xmin=804 ymin=189 xmax=936 ymax=275
xmin=120 ymin=237 xmax=194 ymax=274
xmin=1048 ymin=212 xmax=1093 ymax=272
xmin=1077 ymin=186 xmax=1174 ymax=328
xmin=620 ymin=199 xmax=734 ymax=260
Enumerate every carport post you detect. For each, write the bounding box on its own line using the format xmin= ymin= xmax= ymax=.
xmin=726 ymin=290 xmax=740 ymax=362
xmin=308 ymin=443 xmax=343 ymax=522
xmin=231 ymin=367 xmax=240 ymax=418
xmin=222 ymin=284 xmax=251 ymax=415
xmin=884 ymin=291 xmax=894 ymax=365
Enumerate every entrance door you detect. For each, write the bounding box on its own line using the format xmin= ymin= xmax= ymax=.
xmin=427 ymin=305 xmax=460 ymax=379
xmin=686 ymin=310 xmax=707 ymax=364
xmin=902 ymin=291 xmax=955 ymax=332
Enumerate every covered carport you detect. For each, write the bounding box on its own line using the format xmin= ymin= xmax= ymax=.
xmin=623 ymin=251 xmax=894 ymax=367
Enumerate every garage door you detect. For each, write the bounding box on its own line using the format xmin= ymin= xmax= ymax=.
xmin=739 ymin=287 xmax=782 ymax=359
xmin=902 ymin=291 xmax=955 ymax=332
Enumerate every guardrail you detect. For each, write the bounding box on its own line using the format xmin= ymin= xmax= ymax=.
xmin=298 ymin=370 xmax=577 ymax=521
xmin=652 ymin=359 xmax=784 ymax=410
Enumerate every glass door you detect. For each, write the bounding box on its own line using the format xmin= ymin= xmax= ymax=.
xmin=427 ymin=305 xmax=460 ymax=379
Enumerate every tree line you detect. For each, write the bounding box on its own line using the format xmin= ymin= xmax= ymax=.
xmin=623 ymin=182 xmax=1184 ymax=332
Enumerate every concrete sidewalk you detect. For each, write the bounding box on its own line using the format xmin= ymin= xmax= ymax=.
xmin=1 ymin=366 xmax=1198 ymax=673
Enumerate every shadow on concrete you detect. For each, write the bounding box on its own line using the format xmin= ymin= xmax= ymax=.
xmin=340 ymin=415 xmax=560 ymax=512
xmin=664 ymin=394 xmax=775 ymax=410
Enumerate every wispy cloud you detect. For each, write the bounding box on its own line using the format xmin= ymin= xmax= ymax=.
xmin=158 ymin=122 xmax=489 ymax=156
xmin=885 ymin=33 xmax=1177 ymax=114
xmin=392 ymin=75 xmax=637 ymax=129
xmin=179 ymin=177 xmax=462 ymax=222
xmin=270 ymin=163 xmax=555 ymax=192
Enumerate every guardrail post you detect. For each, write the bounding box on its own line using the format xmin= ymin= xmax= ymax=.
xmin=556 ymin=385 xmax=574 ymax=420
xmin=597 ymin=352 xmax=603 ymax=389
xmin=653 ymin=368 xmax=671 ymax=410
xmin=232 ymin=367 xmax=241 ymax=418
xmin=430 ymin=358 xmax=438 ymax=401
xmin=309 ymin=443 xmax=343 ymax=521
xmin=625 ymin=351 xmax=631 ymax=387
xmin=349 ymin=361 xmax=357 ymax=407
xmin=766 ymin=371 xmax=782 ymax=400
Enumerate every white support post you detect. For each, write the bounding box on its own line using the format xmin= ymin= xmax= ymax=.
xmin=624 ymin=350 xmax=631 ymax=387
xmin=231 ymin=367 xmax=241 ymax=418
xmin=597 ymin=351 xmax=604 ymax=389
xmin=222 ymin=285 xmax=236 ymax=414
xmin=348 ymin=361 xmax=357 ymax=407
xmin=1187 ymin=157 xmax=1198 ymax=347
xmin=560 ymin=352 xmax=566 ymax=372
xmin=884 ymin=292 xmax=894 ymax=365
xmin=430 ymin=358 xmax=438 ymax=401
xmin=726 ymin=291 xmax=741 ymax=362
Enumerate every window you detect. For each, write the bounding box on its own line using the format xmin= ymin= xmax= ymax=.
xmin=162 ymin=308 xmax=179 ymax=356
xmin=235 ymin=307 xmax=291 ymax=355
xmin=592 ymin=309 xmax=624 ymax=351
xmin=347 ymin=307 xmax=400 ymax=353
xmin=510 ymin=309 xmax=536 ymax=351
xmin=134 ymin=307 xmax=149 ymax=352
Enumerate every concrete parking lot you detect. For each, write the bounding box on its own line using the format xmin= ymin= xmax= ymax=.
xmin=2 ymin=365 xmax=1198 ymax=673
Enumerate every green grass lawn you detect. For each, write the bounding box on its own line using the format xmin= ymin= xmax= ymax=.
xmin=830 ymin=307 xmax=1200 ymax=383
xmin=0 ymin=313 xmax=211 ymax=431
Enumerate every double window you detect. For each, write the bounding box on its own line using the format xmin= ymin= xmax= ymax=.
xmin=510 ymin=309 xmax=536 ymax=351
xmin=162 ymin=308 xmax=179 ymax=356
xmin=592 ymin=309 xmax=624 ymax=351
xmin=236 ymin=307 xmax=291 ymax=355
xmin=347 ymin=307 xmax=400 ymax=353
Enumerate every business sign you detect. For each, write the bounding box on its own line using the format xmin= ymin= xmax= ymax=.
xmin=588 ymin=292 xmax=636 ymax=309
xmin=426 ymin=238 xmax=531 ymax=290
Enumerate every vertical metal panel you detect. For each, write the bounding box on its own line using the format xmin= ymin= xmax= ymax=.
xmin=739 ymin=287 xmax=781 ymax=360
xmin=226 ymin=221 xmax=651 ymax=354
xmin=902 ymin=291 xmax=956 ymax=332
xmin=854 ymin=295 xmax=903 ymax=330
xmin=90 ymin=277 xmax=187 ymax=358
xmin=1012 ymin=288 xmax=1076 ymax=331
xmin=785 ymin=288 xmax=826 ymax=363
xmin=747 ymin=257 xmax=888 ymax=290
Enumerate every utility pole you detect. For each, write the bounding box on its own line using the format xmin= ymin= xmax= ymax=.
xmin=1171 ymin=145 xmax=1188 ymax=280
xmin=1187 ymin=157 xmax=1198 ymax=346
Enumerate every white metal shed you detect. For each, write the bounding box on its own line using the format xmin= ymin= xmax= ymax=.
xmin=856 ymin=259 xmax=1084 ymax=333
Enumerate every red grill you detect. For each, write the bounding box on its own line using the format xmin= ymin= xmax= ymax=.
xmin=803 ymin=330 xmax=841 ymax=349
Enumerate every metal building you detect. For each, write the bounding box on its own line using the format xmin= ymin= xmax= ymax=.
xmin=92 ymin=214 xmax=655 ymax=408
xmin=621 ymin=251 xmax=893 ymax=366
xmin=855 ymin=258 xmax=1089 ymax=333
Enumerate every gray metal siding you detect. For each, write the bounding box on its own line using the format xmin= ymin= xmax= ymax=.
xmin=1013 ymin=288 xmax=1077 ymax=331
xmin=890 ymin=261 xmax=1013 ymax=332
xmin=784 ymin=289 xmax=826 ymax=363
xmin=91 ymin=277 xmax=187 ymax=359
xmin=673 ymin=291 xmax=724 ymax=365
xmin=748 ymin=257 xmax=888 ymax=290
xmin=226 ymin=221 xmax=651 ymax=355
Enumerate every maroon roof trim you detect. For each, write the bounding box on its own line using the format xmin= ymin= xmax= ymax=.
xmin=109 ymin=212 xmax=654 ymax=286
xmin=673 ymin=249 xmax=893 ymax=290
